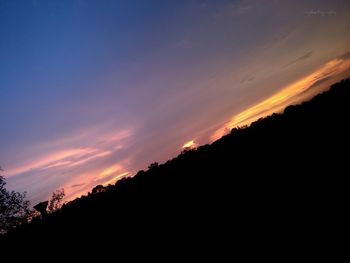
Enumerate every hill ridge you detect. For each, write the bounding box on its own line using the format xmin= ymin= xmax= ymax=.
xmin=2 ymin=79 xmax=350 ymax=251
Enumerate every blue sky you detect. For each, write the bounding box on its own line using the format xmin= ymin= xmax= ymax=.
xmin=1 ymin=0 xmax=350 ymax=204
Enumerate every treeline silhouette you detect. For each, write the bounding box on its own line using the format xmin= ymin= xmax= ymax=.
xmin=1 ymin=79 xmax=349 ymax=252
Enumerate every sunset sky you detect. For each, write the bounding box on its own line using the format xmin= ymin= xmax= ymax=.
xmin=1 ymin=0 xmax=350 ymax=204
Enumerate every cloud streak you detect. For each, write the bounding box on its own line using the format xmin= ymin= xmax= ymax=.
xmin=283 ymin=51 xmax=313 ymax=68
xmin=6 ymin=148 xmax=96 ymax=177
xmin=5 ymin=128 xmax=133 ymax=203
xmin=211 ymin=56 xmax=350 ymax=141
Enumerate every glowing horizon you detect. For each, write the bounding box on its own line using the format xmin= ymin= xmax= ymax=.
xmin=211 ymin=57 xmax=350 ymax=141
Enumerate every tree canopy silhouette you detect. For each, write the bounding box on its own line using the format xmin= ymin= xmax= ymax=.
xmin=47 ymin=188 xmax=65 ymax=213
xmin=0 ymin=174 xmax=32 ymax=234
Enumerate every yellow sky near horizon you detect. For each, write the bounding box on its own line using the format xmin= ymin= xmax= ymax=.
xmin=211 ymin=57 xmax=350 ymax=141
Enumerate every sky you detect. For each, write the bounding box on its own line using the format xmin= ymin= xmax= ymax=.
xmin=1 ymin=0 xmax=350 ymax=204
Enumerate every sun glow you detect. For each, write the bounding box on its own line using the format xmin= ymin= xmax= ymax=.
xmin=182 ymin=140 xmax=196 ymax=149
xmin=102 ymin=172 xmax=130 ymax=186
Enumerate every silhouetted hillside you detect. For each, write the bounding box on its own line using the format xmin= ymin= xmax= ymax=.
xmin=2 ymin=79 xmax=349 ymax=253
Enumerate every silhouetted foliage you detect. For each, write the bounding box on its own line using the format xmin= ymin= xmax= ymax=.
xmin=148 ymin=162 xmax=159 ymax=169
xmin=0 ymin=175 xmax=32 ymax=234
xmin=91 ymin=185 xmax=105 ymax=195
xmin=181 ymin=146 xmax=196 ymax=155
xmin=1 ymin=79 xmax=350 ymax=252
xmin=47 ymin=189 xmax=65 ymax=213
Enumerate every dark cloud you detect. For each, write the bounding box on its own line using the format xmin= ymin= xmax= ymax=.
xmin=240 ymin=74 xmax=255 ymax=84
xmin=71 ymin=183 xmax=85 ymax=188
xmin=339 ymin=50 xmax=350 ymax=60
xmin=283 ymin=51 xmax=313 ymax=68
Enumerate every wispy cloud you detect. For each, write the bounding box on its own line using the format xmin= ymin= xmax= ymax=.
xmin=71 ymin=183 xmax=85 ymax=188
xmin=211 ymin=56 xmax=350 ymax=141
xmin=7 ymin=128 xmax=133 ymax=178
xmin=64 ymin=150 xmax=112 ymax=168
xmin=5 ymin=128 xmax=133 ymax=203
xmin=7 ymin=148 xmax=95 ymax=176
xmin=283 ymin=51 xmax=313 ymax=68
xmin=63 ymin=161 xmax=131 ymax=201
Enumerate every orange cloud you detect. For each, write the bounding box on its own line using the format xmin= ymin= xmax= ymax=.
xmin=211 ymin=57 xmax=350 ymax=141
xmin=96 ymin=164 xmax=124 ymax=180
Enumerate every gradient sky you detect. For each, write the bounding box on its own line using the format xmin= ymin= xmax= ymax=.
xmin=1 ymin=0 xmax=350 ymax=204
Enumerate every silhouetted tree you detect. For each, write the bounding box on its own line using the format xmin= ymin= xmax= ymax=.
xmin=0 ymin=174 xmax=32 ymax=234
xmin=48 ymin=188 xmax=65 ymax=213
xmin=91 ymin=185 xmax=105 ymax=194
xmin=148 ymin=162 xmax=159 ymax=169
xmin=181 ymin=146 xmax=196 ymax=155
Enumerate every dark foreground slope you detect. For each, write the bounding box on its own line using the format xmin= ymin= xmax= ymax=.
xmin=2 ymin=79 xmax=350 ymax=252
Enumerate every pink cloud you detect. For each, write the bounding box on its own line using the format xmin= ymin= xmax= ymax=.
xmin=7 ymin=148 xmax=95 ymax=177
xmin=6 ymin=128 xmax=133 ymax=178
xmin=62 ymin=161 xmax=132 ymax=202
xmin=64 ymin=150 xmax=112 ymax=168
